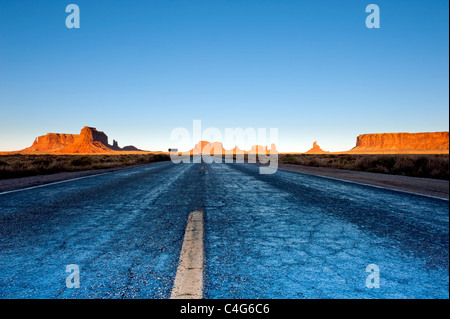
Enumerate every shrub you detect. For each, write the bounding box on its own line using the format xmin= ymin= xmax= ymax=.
xmin=279 ymin=154 xmax=449 ymax=180
xmin=71 ymin=156 xmax=93 ymax=167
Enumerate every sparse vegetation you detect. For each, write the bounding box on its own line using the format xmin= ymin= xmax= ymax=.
xmin=278 ymin=154 xmax=449 ymax=180
xmin=1 ymin=153 xmax=447 ymax=180
xmin=70 ymin=156 xmax=94 ymax=167
xmin=0 ymin=154 xmax=170 ymax=179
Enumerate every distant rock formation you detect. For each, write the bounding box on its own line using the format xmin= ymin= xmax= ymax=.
xmin=348 ymin=132 xmax=449 ymax=154
xmin=27 ymin=133 xmax=78 ymax=152
xmin=20 ymin=126 xmax=144 ymax=154
xmin=223 ymin=146 xmax=246 ymax=155
xmin=9 ymin=128 xmax=448 ymax=155
xmin=190 ymin=141 xmax=224 ymax=155
xmin=122 ymin=145 xmax=142 ymax=151
xmin=186 ymin=141 xmax=277 ymax=155
xmin=305 ymin=141 xmax=329 ymax=154
xmin=111 ymin=139 xmax=121 ymax=151
xmin=249 ymin=144 xmax=277 ymax=154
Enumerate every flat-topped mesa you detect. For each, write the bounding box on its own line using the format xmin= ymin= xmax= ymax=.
xmin=28 ymin=133 xmax=78 ymax=152
xmin=348 ymin=132 xmax=449 ymax=154
xmin=20 ymin=126 xmax=144 ymax=154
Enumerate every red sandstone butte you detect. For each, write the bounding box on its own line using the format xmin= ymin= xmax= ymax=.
xmin=305 ymin=141 xmax=329 ymax=154
xmin=186 ymin=141 xmax=277 ymax=155
xmin=347 ymin=132 xmax=449 ymax=154
xmin=18 ymin=126 xmax=143 ymax=154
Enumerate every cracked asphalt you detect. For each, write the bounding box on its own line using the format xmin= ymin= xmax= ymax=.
xmin=0 ymin=160 xmax=448 ymax=298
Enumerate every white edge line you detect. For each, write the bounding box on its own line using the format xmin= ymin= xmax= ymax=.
xmin=277 ymin=166 xmax=449 ymax=202
xmin=0 ymin=172 xmax=114 ymax=196
xmin=0 ymin=161 xmax=171 ymax=196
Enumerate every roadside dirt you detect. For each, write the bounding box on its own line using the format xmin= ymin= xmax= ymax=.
xmin=0 ymin=164 xmax=151 ymax=193
xmin=276 ymin=163 xmax=449 ymax=199
xmin=1 ymin=161 xmax=448 ymax=199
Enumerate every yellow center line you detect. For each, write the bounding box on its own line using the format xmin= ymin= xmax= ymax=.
xmin=170 ymin=210 xmax=204 ymax=299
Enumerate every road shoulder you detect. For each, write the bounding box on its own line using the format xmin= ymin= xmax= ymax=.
xmin=0 ymin=162 xmax=166 ymax=193
xmin=276 ymin=163 xmax=449 ymax=200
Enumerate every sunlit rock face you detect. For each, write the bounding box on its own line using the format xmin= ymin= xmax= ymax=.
xmin=27 ymin=133 xmax=78 ymax=152
xmin=20 ymin=126 xmax=142 ymax=154
xmin=187 ymin=141 xmax=277 ymax=155
xmin=348 ymin=132 xmax=449 ymax=154
xmin=305 ymin=141 xmax=329 ymax=154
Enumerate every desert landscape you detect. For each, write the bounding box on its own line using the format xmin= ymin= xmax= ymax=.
xmin=278 ymin=132 xmax=449 ymax=180
xmin=1 ymin=127 xmax=447 ymax=181
xmin=3 ymin=126 xmax=148 ymax=155
xmin=0 ymin=0 xmax=448 ymax=307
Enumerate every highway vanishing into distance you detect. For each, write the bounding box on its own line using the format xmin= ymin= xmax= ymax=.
xmin=0 ymin=159 xmax=448 ymax=298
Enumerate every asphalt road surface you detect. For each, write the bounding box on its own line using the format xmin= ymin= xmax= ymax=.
xmin=0 ymin=159 xmax=448 ymax=298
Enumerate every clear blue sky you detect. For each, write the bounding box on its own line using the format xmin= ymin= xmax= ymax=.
xmin=0 ymin=0 xmax=448 ymax=152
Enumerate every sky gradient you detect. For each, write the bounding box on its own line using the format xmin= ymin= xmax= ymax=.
xmin=0 ymin=0 xmax=448 ymax=152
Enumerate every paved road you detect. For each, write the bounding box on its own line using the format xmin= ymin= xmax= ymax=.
xmin=0 ymin=160 xmax=448 ymax=298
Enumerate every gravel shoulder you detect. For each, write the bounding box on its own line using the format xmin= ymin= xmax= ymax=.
xmin=275 ymin=163 xmax=449 ymax=199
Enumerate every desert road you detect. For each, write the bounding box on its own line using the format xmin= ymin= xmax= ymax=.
xmin=0 ymin=159 xmax=448 ymax=299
